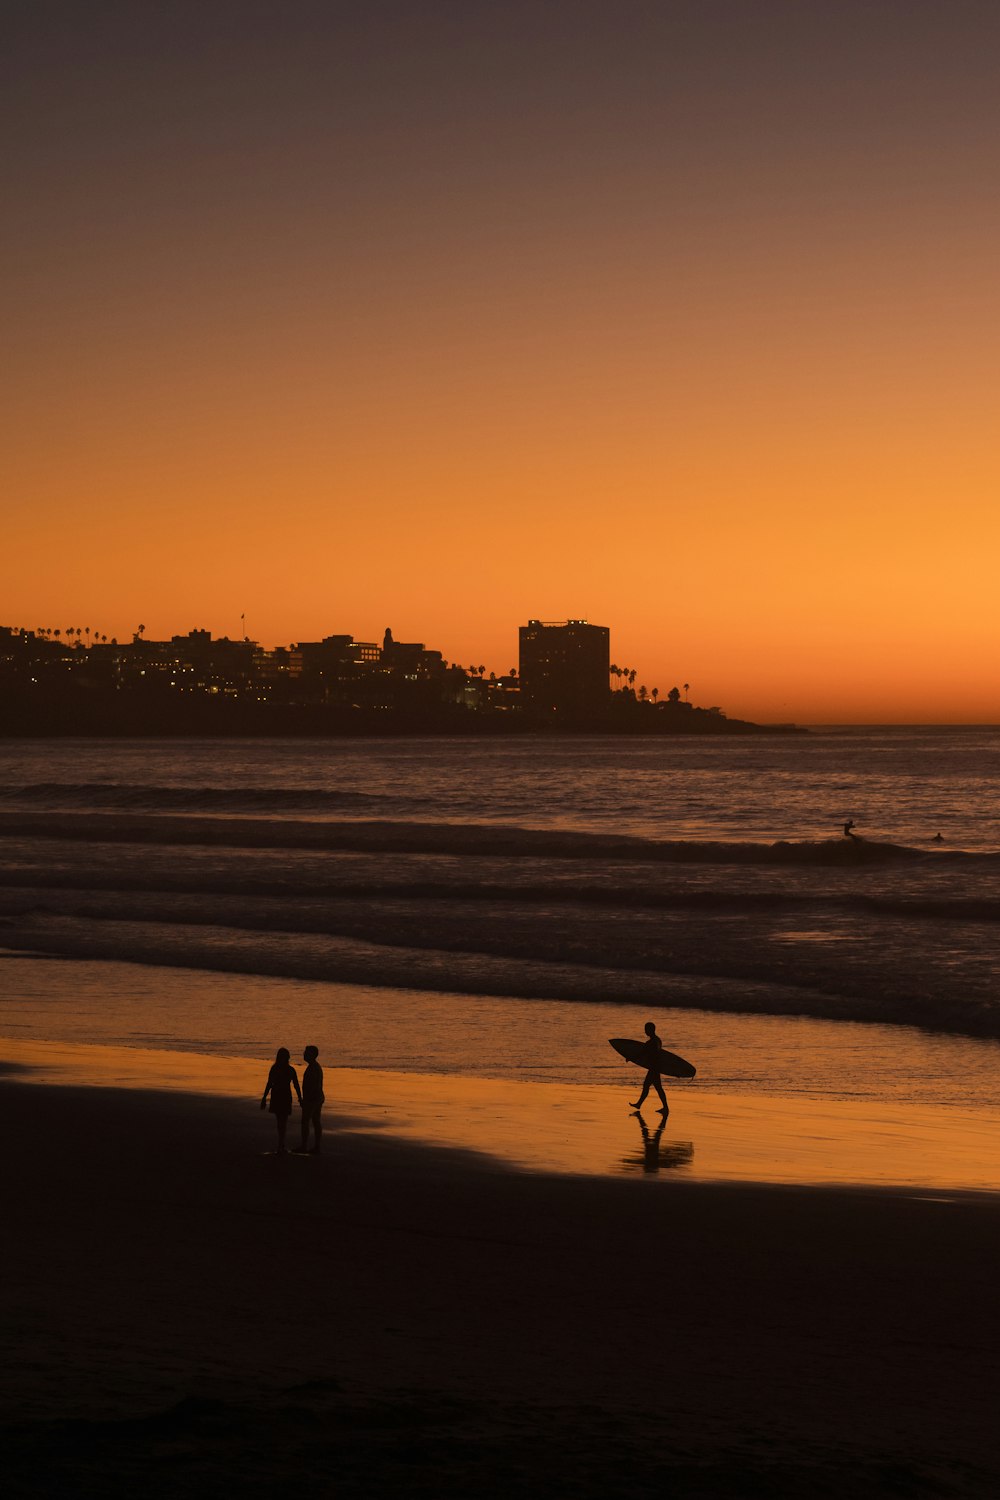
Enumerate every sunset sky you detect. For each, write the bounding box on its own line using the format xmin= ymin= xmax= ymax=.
xmin=4 ymin=1 xmax=999 ymax=722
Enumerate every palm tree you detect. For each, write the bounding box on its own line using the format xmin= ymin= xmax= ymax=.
xmin=651 ymin=687 xmax=659 ymax=704
xmin=638 ymin=685 xmax=647 ymax=702
xmin=683 ymin=683 xmax=689 ymax=701
xmin=628 ymin=670 xmax=636 ymax=694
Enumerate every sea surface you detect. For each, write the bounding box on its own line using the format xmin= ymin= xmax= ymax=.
xmin=2 ymin=729 xmax=1000 ymax=1120
xmin=5 ymin=726 xmax=1000 ymax=1182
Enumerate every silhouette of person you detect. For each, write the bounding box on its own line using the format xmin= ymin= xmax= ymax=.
xmin=843 ymin=820 xmax=856 ymax=839
xmin=630 ymin=1021 xmax=669 ymax=1115
xmin=260 ymin=1047 xmax=301 ymax=1153
xmin=299 ymin=1045 xmax=325 ymax=1154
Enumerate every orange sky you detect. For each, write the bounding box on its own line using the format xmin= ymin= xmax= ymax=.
xmin=4 ymin=2 xmax=999 ymax=722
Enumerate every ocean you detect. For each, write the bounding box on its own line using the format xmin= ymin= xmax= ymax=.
xmin=2 ymin=728 xmax=1000 ymax=1133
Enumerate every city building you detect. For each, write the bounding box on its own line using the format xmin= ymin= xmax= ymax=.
xmin=289 ymin=635 xmax=380 ymax=702
xmin=518 ymin=619 xmax=610 ymax=716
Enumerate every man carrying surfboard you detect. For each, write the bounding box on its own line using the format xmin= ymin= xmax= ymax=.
xmin=630 ymin=1021 xmax=670 ymax=1115
xmin=608 ymin=1031 xmax=696 ymax=1109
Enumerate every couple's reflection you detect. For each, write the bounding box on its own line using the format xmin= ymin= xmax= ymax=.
xmin=621 ymin=1111 xmax=694 ymax=1175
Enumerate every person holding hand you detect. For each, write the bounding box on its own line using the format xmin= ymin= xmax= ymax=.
xmin=260 ymin=1047 xmax=301 ymax=1154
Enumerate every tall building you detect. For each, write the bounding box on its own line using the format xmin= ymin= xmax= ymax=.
xmin=518 ymin=619 xmax=610 ymax=716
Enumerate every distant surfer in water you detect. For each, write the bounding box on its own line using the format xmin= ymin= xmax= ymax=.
xmin=260 ymin=1047 xmax=302 ymax=1154
xmin=843 ymin=820 xmax=856 ymax=839
xmin=630 ymin=1021 xmax=669 ymax=1115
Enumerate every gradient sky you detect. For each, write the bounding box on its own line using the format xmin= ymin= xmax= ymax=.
xmin=4 ymin=1 xmax=999 ymax=722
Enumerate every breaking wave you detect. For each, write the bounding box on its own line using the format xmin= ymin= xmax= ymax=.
xmin=0 ymin=782 xmax=385 ymax=813
xmin=0 ymin=807 xmax=994 ymax=867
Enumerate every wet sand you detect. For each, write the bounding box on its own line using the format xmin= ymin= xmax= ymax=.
xmin=6 ymin=1035 xmax=1000 ymax=1191
xmin=3 ymin=1065 xmax=1000 ymax=1496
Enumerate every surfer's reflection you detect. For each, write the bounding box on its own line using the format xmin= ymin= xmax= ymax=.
xmin=620 ymin=1113 xmax=694 ymax=1176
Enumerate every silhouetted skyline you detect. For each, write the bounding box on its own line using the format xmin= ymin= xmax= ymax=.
xmin=5 ymin=3 xmax=1000 ymax=722
xmin=0 ymin=616 xmax=788 ymax=734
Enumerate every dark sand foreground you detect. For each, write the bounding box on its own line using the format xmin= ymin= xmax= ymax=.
xmin=3 ymin=1075 xmax=1000 ymax=1497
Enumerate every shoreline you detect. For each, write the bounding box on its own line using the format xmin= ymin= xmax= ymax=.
xmin=4 ymin=1035 xmax=1000 ymax=1194
xmin=3 ymin=1071 xmax=1000 ymax=1494
xmin=7 ymin=930 xmax=1000 ymax=1050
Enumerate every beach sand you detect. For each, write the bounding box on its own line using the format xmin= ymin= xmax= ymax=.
xmin=3 ymin=1061 xmax=1000 ymax=1497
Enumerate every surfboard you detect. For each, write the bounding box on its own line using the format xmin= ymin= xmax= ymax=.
xmin=609 ymin=1037 xmax=696 ymax=1079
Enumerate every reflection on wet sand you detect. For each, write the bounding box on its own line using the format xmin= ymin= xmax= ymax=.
xmin=622 ymin=1112 xmax=695 ymax=1175
xmin=2 ymin=1036 xmax=999 ymax=1193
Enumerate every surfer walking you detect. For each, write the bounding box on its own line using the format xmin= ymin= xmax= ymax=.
xmin=260 ymin=1047 xmax=302 ymax=1154
xmin=630 ymin=1021 xmax=670 ymax=1116
xmin=843 ymin=819 xmax=856 ymax=839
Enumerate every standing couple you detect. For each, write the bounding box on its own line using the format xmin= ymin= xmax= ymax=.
xmin=261 ymin=1045 xmax=325 ymax=1154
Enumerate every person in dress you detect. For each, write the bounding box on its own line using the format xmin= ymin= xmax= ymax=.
xmin=260 ymin=1047 xmax=301 ymax=1153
